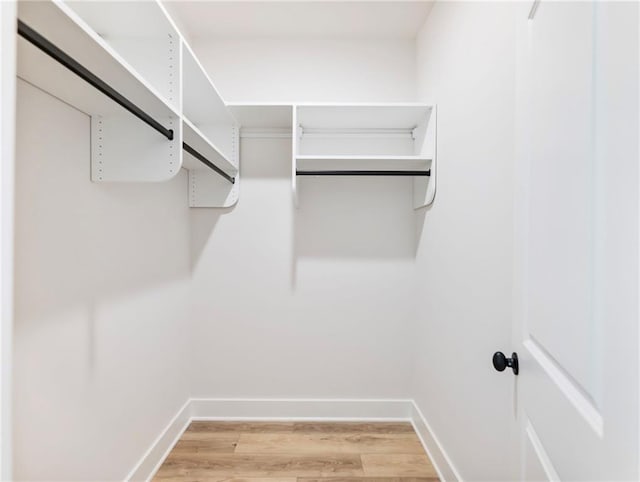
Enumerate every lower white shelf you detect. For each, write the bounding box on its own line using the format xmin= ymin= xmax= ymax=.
xmin=182 ymin=118 xmax=237 ymax=176
xmin=181 ymin=118 xmax=240 ymax=208
xmin=296 ymin=155 xmax=431 ymax=172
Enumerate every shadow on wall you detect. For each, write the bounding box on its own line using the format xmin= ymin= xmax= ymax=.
xmin=294 ymin=176 xmax=418 ymax=259
xmin=14 ymin=80 xmax=192 ymax=325
xmin=188 ymin=137 xmax=289 ymax=267
xmin=189 ymin=136 xmax=431 ymax=279
xmin=413 ymin=200 xmax=430 ymax=258
xmin=189 ymin=208 xmax=226 ymax=269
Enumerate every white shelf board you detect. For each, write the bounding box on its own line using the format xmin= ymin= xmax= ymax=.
xmin=296 ymin=155 xmax=431 ymax=171
xmin=64 ymin=1 xmax=181 ymax=111
xmin=182 ymin=117 xmax=237 ymax=175
xmin=17 ymin=0 xmax=178 ymax=120
xmin=228 ymin=103 xmax=294 ymax=129
xmin=182 ymin=42 xmax=236 ymax=126
xmin=297 ymin=104 xmax=432 ymax=130
xmin=64 ymin=0 xmax=176 ymax=38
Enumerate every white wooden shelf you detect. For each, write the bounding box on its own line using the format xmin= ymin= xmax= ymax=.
xmin=296 ymin=104 xmax=432 ymax=131
xmin=63 ymin=0 xmax=181 ymax=112
xmin=293 ymin=104 xmax=437 ymax=209
xmin=296 ymin=155 xmax=431 ymax=169
xmin=182 ymin=118 xmax=237 ymax=175
xmin=228 ymin=103 xmax=294 ymax=139
xmin=17 ymin=1 xmax=178 ymax=121
xmin=182 ymin=116 xmax=239 ymax=208
xmin=182 ymin=43 xmax=235 ymax=127
xmin=181 ymin=40 xmax=239 ymax=179
xmin=180 ymin=40 xmax=240 ymax=207
xmin=17 ymin=0 xmax=240 ymax=207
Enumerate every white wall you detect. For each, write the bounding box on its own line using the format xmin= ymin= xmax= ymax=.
xmin=12 ymin=81 xmax=192 ymax=481
xmin=189 ymin=137 xmax=418 ymax=398
xmin=411 ymin=2 xmax=519 ymax=480
xmin=193 ymin=37 xmax=417 ymax=103
xmin=0 ymin=2 xmax=16 ymax=479
xmin=187 ymin=34 xmax=421 ymax=400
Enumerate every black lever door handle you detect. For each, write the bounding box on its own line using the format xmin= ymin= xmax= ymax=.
xmin=493 ymin=351 xmax=519 ymax=375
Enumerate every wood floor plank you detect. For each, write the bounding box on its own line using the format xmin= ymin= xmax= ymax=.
xmin=180 ymin=430 xmax=242 ymax=442
xmin=155 ymin=454 xmax=364 ymax=478
xmin=292 ymin=423 xmax=415 ymax=434
xmin=298 ymin=478 xmax=437 ymax=482
xmin=170 ymin=436 xmax=239 ymax=454
xmin=361 ymin=454 xmax=437 ymax=478
xmin=186 ymin=421 xmax=295 ymax=433
xmin=155 ymin=477 xmax=296 ymax=482
xmin=153 ymin=422 xmax=439 ymax=482
xmin=235 ymin=433 xmax=424 ymax=455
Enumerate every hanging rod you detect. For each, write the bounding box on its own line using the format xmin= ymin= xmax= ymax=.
xmin=183 ymin=143 xmax=236 ymax=184
xmin=17 ymin=20 xmax=174 ymax=141
xmin=296 ymin=170 xmax=431 ymax=177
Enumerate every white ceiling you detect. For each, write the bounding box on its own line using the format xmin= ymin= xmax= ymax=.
xmin=165 ymin=1 xmax=434 ymax=39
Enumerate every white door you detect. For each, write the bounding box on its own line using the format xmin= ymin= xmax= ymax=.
xmin=511 ymin=1 xmax=639 ymax=480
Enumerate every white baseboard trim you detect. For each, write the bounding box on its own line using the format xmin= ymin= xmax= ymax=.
xmin=125 ymin=399 xmax=192 ymax=482
xmin=126 ymin=398 xmax=460 ymax=482
xmin=410 ymin=400 xmax=463 ymax=482
xmin=190 ymin=398 xmax=412 ymax=421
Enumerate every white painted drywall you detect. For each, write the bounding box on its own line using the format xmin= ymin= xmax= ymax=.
xmin=0 ymin=2 xmax=17 ymax=479
xmin=192 ymin=37 xmax=417 ymax=103
xmin=189 ymin=137 xmax=418 ymax=399
xmin=411 ymin=2 xmax=519 ymax=480
xmin=187 ymin=34 xmax=422 ymax=400
xmin=12 ymin=81 xmax=192 ymax=481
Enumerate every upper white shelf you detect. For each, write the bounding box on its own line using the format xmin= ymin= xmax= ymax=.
xmin=64 ymin=1 xmax=176 ymax=37
xmin=182 ymin=43 xmax=236 ymax=127
xmin=228 ymin=103 xmax=294 ymax=129
xmin=296 ymin=104 xmax=432 ymax=131
xmin=17 ymin=1 xmax=179 ymax=121
xmin=296 ymin=104 xmax=434 ymax=158
xmin=181 ymin=42 xmax=238 ymax=168
xmin=63 ymin=0 xmax=180 ymax=113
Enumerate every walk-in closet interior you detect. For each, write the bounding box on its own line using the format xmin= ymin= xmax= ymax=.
xmin=1 ymin=1 xmax=639 ymax=481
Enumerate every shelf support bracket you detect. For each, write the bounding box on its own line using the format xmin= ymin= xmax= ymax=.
xmin=183 ymin=142 xmax=235 ymax=184
xmin=413 ymin=106 xmax=437 ymax=209
xmin=187 ymin=126 xmax=240 ymax=208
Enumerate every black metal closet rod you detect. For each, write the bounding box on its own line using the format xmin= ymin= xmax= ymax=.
xmin=183 ymin=143 xmax=235 ymax=184
xmin=17 ymin=20 xmax=174 ymax=141
xmin=296 ymin=170 xmax=431 ymax=177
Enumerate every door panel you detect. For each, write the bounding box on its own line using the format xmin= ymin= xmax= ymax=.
xmin=515 ymin=1 xmax=639 ymax=480
xmin=524 ymin=419 xmax=559 ymax=482
xmin=527 ymin=0 xmax=598 ymax=406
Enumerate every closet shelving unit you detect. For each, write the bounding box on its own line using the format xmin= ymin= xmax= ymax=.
xmin=181 ymin=42 xmax=239 ymax=207
xmin=16 ymin=0 xmax=239 ymax=207
xmin=226 ymin=102 xmax=437 ymax=209
xmin=292 ymin=104 xmax=437 ymax=209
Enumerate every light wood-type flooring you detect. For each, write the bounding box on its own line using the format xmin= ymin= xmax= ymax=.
xmin=153 ymin=421 xmax=439 ymax=482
